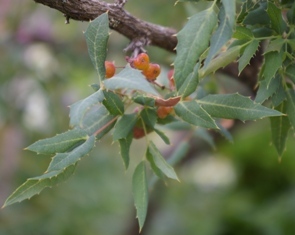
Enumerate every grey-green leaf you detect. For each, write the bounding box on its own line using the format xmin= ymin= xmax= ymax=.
xmin=204 ymin=1 xmax=235 ymax=68
xmin=238 ymin=40 xmax=260 ymax=74
xmin=174 ymin=8 xmax=217 ymax=89
xmin=113 ymin=113 xmax=137 ymax=141
xmin=178 ymin=62 xmax=199 ymax=97
xmin=46 ymin=135 xmax=95 ymax=172
xmin=69 ymin=90 xmax=104 ymax=128
xmin=118 ymin=133 xmax=133 ymax=170
xmin=132 ymin=161 xmax=148 ymax=232
xmin=262 ymin=51 xmax=283 ymax=87
xmin=148 ymin=141 xmax=179 ymax=181
xmin=175 ymin=101 xmax=218 ymax=129
xmin=84 ymin=13 xmax=109 ymax=83
xmin=103 ymin=66 xmax=159 ymax=96
xmin=198 ymin=93 xmax=284 ymax=121
xmin=81 ymin=105 xmax=116 ymax=139
xmin=255 ymin=74 xmax=281 ymax=104
xmin=26 ymin=129 xmax=89 ymax=155
xmin=267 ymin=2 xmax=287 ymax=35
xmin=3 ymin=164 xmax=76 ymax=208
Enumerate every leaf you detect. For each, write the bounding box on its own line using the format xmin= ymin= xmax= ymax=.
xmin=69 ymin=90 xmax=104 ymax=128
xmin=84 ymin=13 xmax=109 ymax=83
xmin=270 ymin=101 xmax=290 ymax=156
xmin=102 ymin=90 xmax=124 ymax=115
xmin=113 ymin=113 xmax=138 ymax=141
xmin=140 ymin=108 xmax=157 ymax=128
xmin=264 ymin=38 xmax=285 ymax=54
xmin=243 ymin=2 xmax=270 ymax=25
xmin=285 ymin=63 xmax=295 ymax=84
xmin=155 ymin=96 xmax=181 ymax=107
xmin=271 ymin=80 xmax=286 ymax=107
xmin=194 ymin=128 xmax=215 ymax=149
xmin=146 ymin=148 xmax=165 ymax=179
xmin=46 ymin=135 xmax=95 ymax=172
xmin=262 ymin=51 xmax=283 ymax=88
xmin=148 ymin=141 xmax=179 ymax=181
xmin=118 ymin=133 xmax=133 ymax=169
xmin=255 ymin=74 xmax=281 ymax=103
xmin=286 ymin=89 xmax=295 ymax=130
xmin=233 ymin=26 xmax=253 ymax=40
xmin=3 ymin=164 xmax=76 ymax=208
xmin=26 ymin=129 xmax=89 ymax=155
xmin=287 ymin=2 xmax=295 ymax=24
xmin=81 ymin=105 xmax=117 ymax=138
xmin=198 ymin=93 xmax=284 ymax=121
xmin=267 ymin=2 xmax=287 ymax=35
xmin=204 ymin=1 xmax=235 ymax=67
xmin=103 ymin=65 xmax=159 ymax=96
xmin=132 ymin=161 xmax=148 ymax=232
xmin=178 ymin=63 xmax=200 ymax=98
xmin=154 ymin=128 xmax=170 ymax=145
xmin=133 ymin=94 xmax=155 ymax=107
xmin=174 ymin=7 xmax=217 ymax=89
xmin=238 ymin=40 xmax=260 ymax=74
xmin=199 ymin=45 xmax=242 ymax=78
xmin=174 ymin=100 xmax=218 ymax=129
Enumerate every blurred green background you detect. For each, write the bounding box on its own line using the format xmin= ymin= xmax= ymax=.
xmin=1 ymin=1 xmax=295 ymax=235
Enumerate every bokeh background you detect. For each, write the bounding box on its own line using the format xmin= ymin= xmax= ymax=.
xmin=1 ymin=1 xmax=295 ymax=235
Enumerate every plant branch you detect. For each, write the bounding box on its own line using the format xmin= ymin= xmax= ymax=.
xmin=33 ymin=0 xmax=177 ymax=52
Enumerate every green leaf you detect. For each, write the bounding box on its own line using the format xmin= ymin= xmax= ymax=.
xmin=198 ymin=93 xmax=284 ymax=121
xmin=81 ymin=105 xmax=117 ymax=138
xmin=3 ymin=164 xmax=76 ymax=207
xmin=255 ymin=74 xmax=281 ymax=103
xmin=132 ymin=161 xmax=148 ymax=232
xmin=237 ymin=0 xmax=257 ymax=23
xmin=26 ymin=129 xmax=89 ymax=155
xmin=102 ymin=90 xmax=124 ymax=115
xmin=146 ymin=148 xmax=165 ymax=179
xmin=174 ymin=100 xmax=218 ymax=129
xmin=84 ymin=13 xmax=109 ymax=83
xmin=46 ymin=135 xmax=95 ymax=172
xmin=174 ymin=7 xmax=217 ymax=89
xmin=103 ymin=65 xmax=159 ymax=96
xmin=262 ymin=51 xmax=283 ymax=87
xmin=113 ymin=113 xmax=137 ymax=141
xmin=264 ymin=38 xmax=285 ymax=54
xmin=69 ymin=90 xmax=104 ymax=128
xmin=204 ymin=2 xmax=235 ymax=67
xmin=233 ymin=26 xmax=253 ymax=40
xmin=285 ymin=63 xmax=295 ymax=84
xmin=287 ymin=2 xmax=295 ymax=24
xmin=243 ymin=2 xmax=270 ymax=25
xmin=286 ymin=90 xmax=295 ymax=130
xmin=178 ymin=63 xmax=199 ymax=97
xmin=267 ymin=2 xmax=287 ymax=35
xmin=140 ymin=108 xmax=157 ymax=128
xmin=154 ymin=128 xmax=170 ymax=145
xmin=148 ymin=141 xmax=179 ymax=181
xmin=118 ymin=133 xmax=133 ymax=169
xmin=270 ymin=101 xmax=290 ymax=156
xmin=199 ymin=45 xmax=242 ymax=78
xmin=133 ymin=94 xmax=155 ymax=107
xmin=271 ymin=80 xmax=286 ymax=107
xmin=238 ymin=40 xmax=260 ymax=74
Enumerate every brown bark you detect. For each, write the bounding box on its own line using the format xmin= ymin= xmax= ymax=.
xmin=33 ymin=0 xmax=177 ymax=52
